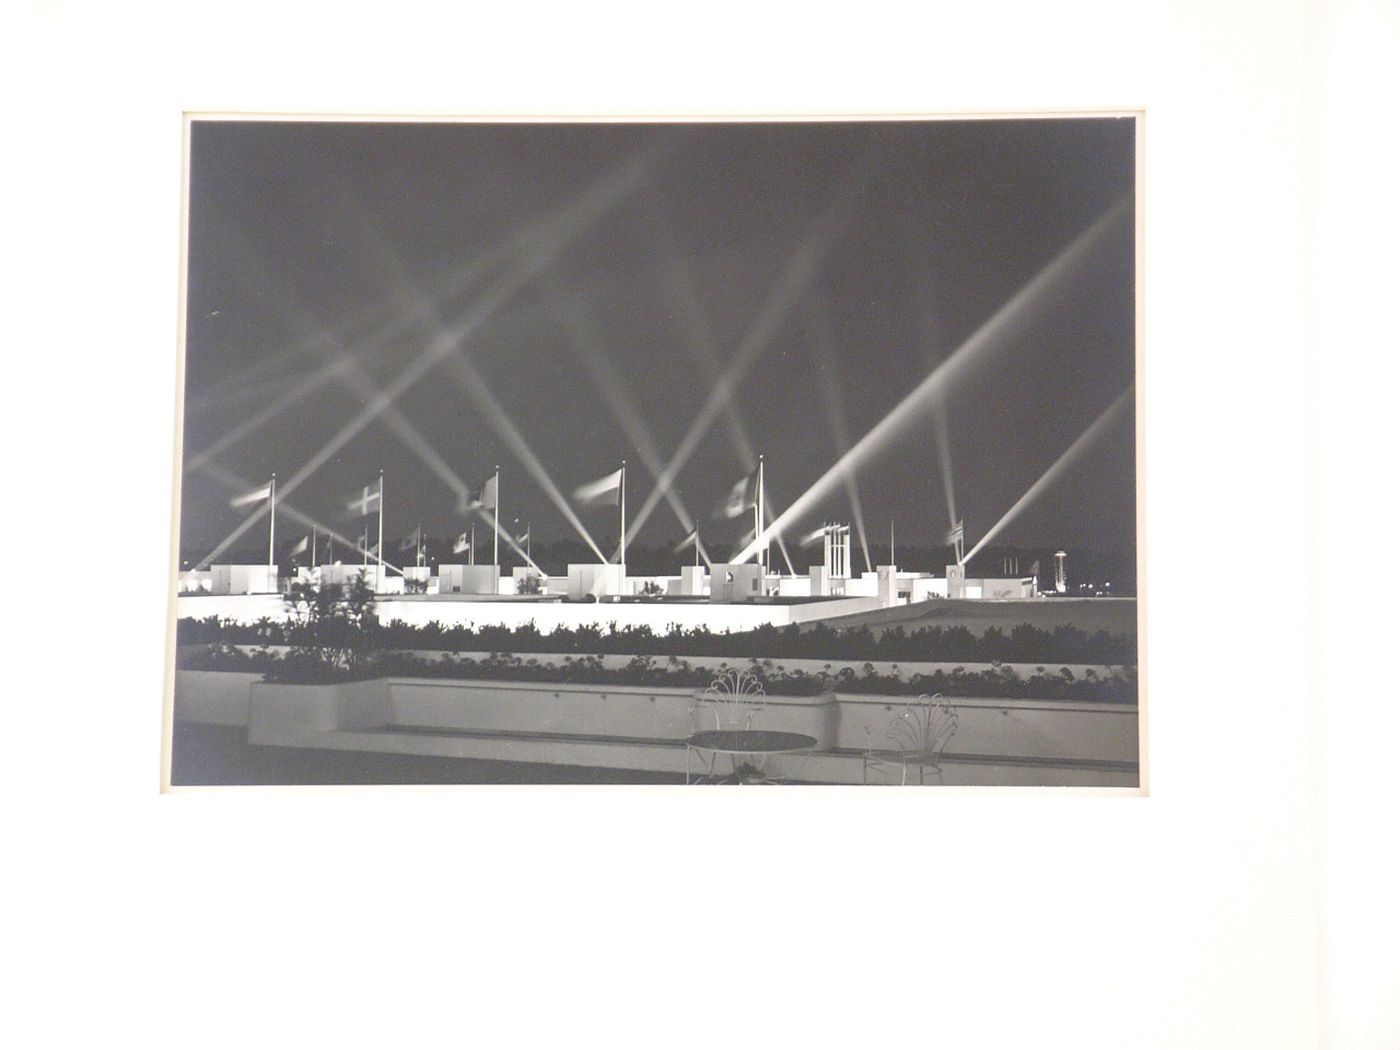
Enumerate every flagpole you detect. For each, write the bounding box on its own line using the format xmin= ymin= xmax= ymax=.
xmin=758 ymin=455 xmax=766 ymax=573
xmin=470 ymin=522 xmax=475 ymax=566
xmin=695 ymin=527 xmax=700 ymax=568
xmin=620 ymin=460 xmax=627 ymax=578
xmin=268 ymin=474 xmax=276 ymax=573
xmin=493 ymin=465 xmax=500 ymax=570
xmin=377 ymin=470 xmax=385 ymax=592
xmin=311 ymin=526 xmax=317 ymax=568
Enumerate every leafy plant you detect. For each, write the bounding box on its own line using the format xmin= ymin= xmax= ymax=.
xmin=276 ymin=576 xmax=380 ymax=679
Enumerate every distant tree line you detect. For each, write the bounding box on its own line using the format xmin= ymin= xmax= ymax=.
xmin=178 ymin=615 xmax=1137 ymax=666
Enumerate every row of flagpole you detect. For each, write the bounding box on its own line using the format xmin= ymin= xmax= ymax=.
xmin=230 ymin=453 xmax=966 ymax=583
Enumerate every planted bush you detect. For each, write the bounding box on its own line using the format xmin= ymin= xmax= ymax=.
xmin=182 ymin=643 xmax=1137 ymax=702
xmin=178 ymin=614 xmax=1135 ymax=666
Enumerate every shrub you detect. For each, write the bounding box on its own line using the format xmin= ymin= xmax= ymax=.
xmin=178 ymin=611 xmax=1137 ymax=669
xmin=274 ymin=576 xmax=380 ymax=679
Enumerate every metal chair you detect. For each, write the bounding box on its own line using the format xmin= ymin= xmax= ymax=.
xmin=862 ymin=694 xmax=958 ymax=785
xmin=692 ymin=667 xmax=767 ymax=732
xmin=688 ymin=668 xmax=769 ymax=783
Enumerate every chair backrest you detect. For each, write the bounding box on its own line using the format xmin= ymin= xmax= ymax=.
xmin=696 ymin=667 xmax=767 ymax=730
xmin=885 ymin=694 xmax=957 ymax=759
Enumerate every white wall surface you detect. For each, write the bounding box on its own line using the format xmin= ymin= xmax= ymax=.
xmin=18 ymin=3 xmax=1353 ymax=1049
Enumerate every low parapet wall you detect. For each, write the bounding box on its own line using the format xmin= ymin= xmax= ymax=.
xmin=178 ymin=670 xmax=1137 ymax=782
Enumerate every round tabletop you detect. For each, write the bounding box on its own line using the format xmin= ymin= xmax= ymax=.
xmin=684 ymin=730 xmax=818 ymax=755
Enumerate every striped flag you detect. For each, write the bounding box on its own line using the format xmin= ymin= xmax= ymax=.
xmin=230 ymin=483 xmax=272 ymax=508
xmin=573 ymin=468 xmax=623 ymax=508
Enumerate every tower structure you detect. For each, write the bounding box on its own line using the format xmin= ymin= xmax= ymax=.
xmin=823 ymin=523 xmax=850 ymax=579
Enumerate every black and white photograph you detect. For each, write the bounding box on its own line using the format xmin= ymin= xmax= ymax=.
xmin=19 ymin=2 xmax=1400 ymax=1048
xmin=168 ymin=115 xmax=1140 ymax=787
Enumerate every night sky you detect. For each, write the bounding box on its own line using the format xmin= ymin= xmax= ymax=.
xmin=181 ymin=117 xmax=1136 ymax=565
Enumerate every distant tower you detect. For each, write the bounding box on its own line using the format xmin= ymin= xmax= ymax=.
xmin=1054 ymin=550 xmax=1067 ymax=594
xmin=824 ymin=523 xmax=850 ymax=579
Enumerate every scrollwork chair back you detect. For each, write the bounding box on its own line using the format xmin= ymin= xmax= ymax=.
xmin=864 ymin=693 xmax=957 ymax=785
xmin=696 ymin=667 xmax=767 ymax=731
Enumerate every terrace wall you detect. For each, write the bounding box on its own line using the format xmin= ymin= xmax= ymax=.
xmin=174 ymin=670 xmax=1138 ymax=782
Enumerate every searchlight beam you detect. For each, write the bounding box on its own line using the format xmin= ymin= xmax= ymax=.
xmin=736 ymin=195 xmax=1132 ymax=565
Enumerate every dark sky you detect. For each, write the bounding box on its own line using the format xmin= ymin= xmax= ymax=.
xmin=181 ymin=117 xmax=1136 ymax=562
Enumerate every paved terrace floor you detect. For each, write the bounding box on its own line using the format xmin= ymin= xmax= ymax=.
xmin=170 ymin=723 xmax=687 ymax=786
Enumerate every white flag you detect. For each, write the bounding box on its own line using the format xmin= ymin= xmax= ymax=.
xmin=945 ymin=520 xmax=964 ymax=545
xmin=672 ymin=527 xmax=698 ymax=554
xmin=473 ymin=474 xmax=498 ymax=511
xmin=230 ymin=483 xmax=272 ymax=508
xmin=290 ymin=534 xmax=309 ymax=556
xmin=453 ymin=532 xmax=471 ymax=555
xmin=798 ymin=525 xmax=828 ymax=548
xmin=573 ymin=468 xmax=623 ymax=507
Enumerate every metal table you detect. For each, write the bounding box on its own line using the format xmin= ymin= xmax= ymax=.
xmin=684 ymin=729 xmax=818 ymax=784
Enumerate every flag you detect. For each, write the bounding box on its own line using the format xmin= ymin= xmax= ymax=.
xmin=453 ymin=532 xmax=471 ymax=555
xmin=718 ymin=472 xmax=758 ymax=519
xmin=798 ymin=525 xmax=829 ymax=548
xmin=346 ymin=481 xmax=382 ymax=517
xmin=945 ymin=520 xmax=964 ymax=545
xmin=1029 ymin=559 xmax=1040 ymax=576
xmin=471 ymin=474 xmax=498 ymax=511
xmin=398 ymin=527 xmax=422 ymax=552
xmin=672 ymin=527 xmax=698 ymax=554
xmin=230 ymin=483 xmax=271 ymax=508
xmin=514 ymin=526 xmax=530 ymax=546
xmin=573 ymin=468 xmax=623 ymax=507
xmin=289 ymin=535 xmax=309 ymax=557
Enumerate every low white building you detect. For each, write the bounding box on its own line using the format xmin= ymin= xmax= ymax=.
xmin=708 ymin=563 xmax=764 ymax=603
xmin=207 ymin=564 xmax=277 ymax=595
xmin=567 ymin=563 xmax=625 ymax=600
xmin=437 ymin=564 xmax=501 ymax=595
